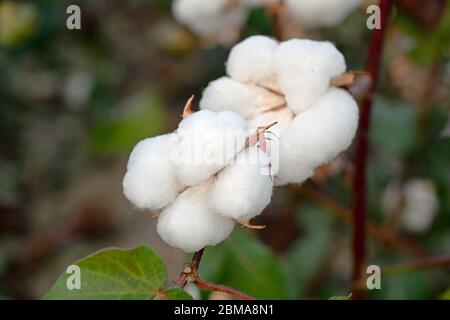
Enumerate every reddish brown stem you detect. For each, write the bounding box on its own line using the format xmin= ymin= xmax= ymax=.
xmin=299 ymin=184 xmax=428 ymax=258
xmin=176 ymin=248 xmax=255 ymax=300
xmin=382 ymin=255 xmax=450 ymax=275
xmin=266 ymin=1 xmax=286 ymax=41
xmin=194 ymin=278 xmax=255 ymax=300
xmin=352 ymin=0 xmax=393 ymax=297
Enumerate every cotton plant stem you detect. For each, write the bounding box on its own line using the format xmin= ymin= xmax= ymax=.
xmin=266 ymin=0 xmax=286 ymax=41
xmin=176 ymin=248 xmax=255 ymax=300
xmin=352 ymin=0 xmax=393 ymax=297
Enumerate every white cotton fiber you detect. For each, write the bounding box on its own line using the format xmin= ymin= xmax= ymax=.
xmin=173 ymin=110 xmax=248 ymax=186
xmin=209 ymin=147 xmax=273 ymax=221
xmin=122 ymin=134 xmax=184 ymax=211
xmin=172 ymin=0 xmax=246 ymax=37
xmin=226 ymin=35 xmax=278 ymax=84
xmin=275 ymin=87 xmax=358 ymax=185
xmin=285 ymin=0 xmax=362 ymax=28
xmin=200 ymin=77 xmax=285 ymax=119
xmin=274 ymin=39 xmax=346 ymax=113
xmin=157 ymin=181 xmax=235 ymax=252
xmin=247 ymin=107 xmax=294 ymax=138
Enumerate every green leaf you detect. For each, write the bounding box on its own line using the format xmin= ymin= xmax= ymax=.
xmin=43 ymin=245 xmax=167 ymax=300
xmin=371 ymin=97 xmax=418 ymax=154
xmin=162 ymin=288 xmax=193 ymax=300
xmin=283 ymin=205 xmax=334 ymax=298
xmin=200 ymin=231 xmax=287 ymax=299
xmin=90 ymin=91 xmax=166 ymax=155
xmin=0 ymin=2 xmax=38 ymax=47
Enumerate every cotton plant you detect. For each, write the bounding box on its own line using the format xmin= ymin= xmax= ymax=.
xmin=200 ymin=35 xmax=359 ymax=186
xmin=123 ymin=96 xmax=275 ymax=252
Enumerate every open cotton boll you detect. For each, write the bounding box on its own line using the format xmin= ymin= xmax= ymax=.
xmin=275 ymin=88 xmax=358 ymax=185
xmin=173 ymin=110 xmax=248 ymax=186
xmin=274 ymin=39 xmax=346 ymax=113
xmin=122 ymin=134 xmax=184 ymax=211
xmin=200 ymin=77 xmax=285 ymax=119
xmin=226 ymin=35 xmax=278 ymax=84
xmin=209 ymin=147 xmax=273 ymax=221
xmin=172 ymin=0 xmax=246 ymax=38
xmin=285 ymin=0 xmax=362 ymax=28
xmin=157 ymin=181 xmax=235 ymax=252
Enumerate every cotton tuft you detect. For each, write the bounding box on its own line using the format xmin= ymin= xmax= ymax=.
xmin=173 ymin=109 xmax=248 ymax=186
xmin=200 ymin=77 xmax=284 ymax=119
xmin=122 ymin=134 xmax=184 ymax=211
xmin=276 ymin=88 xmax=358 ymax=185
xmin=274 ymin=39 xmax=346 ymax=113
xmin=157 ymin=181 xmax=235 ymax=252
xmin=209 ymin=147 xmax=273 ymax=221
xmin=226 ymin=35 xmax=279 ymax=85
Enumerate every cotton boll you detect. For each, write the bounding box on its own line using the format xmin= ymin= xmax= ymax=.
xmin=274 ymin=39 xmax=346 ymax=113
xmin=172 ymin=0 xmax=246 ymax=38
xmin=275 ymin=88 xmax=358 ymax=185
xmin=157 ymin=181 xmax=235 ymax=252
xmin=122 ymin=134 xmax=184 ymax=211
xmin=200 ymin=77 xmax=285 ymax=119
xmin=285 ymin=0 xmax=362 ymax=28
xmin=173 ymin=110 xmax=248 ymax=186
xmin=226 ymin=35 xmax=278 ymax=84
xmin=401 ymin=179 xmax=439 ymax=233
xmin=209 ymin=147 xmax=273 ymax=221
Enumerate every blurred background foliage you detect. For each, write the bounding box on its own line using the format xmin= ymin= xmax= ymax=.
xmin=0 ymin=0 xmax=449 ymax=299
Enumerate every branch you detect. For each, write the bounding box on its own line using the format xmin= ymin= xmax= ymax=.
xmin=352 ymin=0 xmax=393 ymax=297
xmin=195 ymin=278 xmax=255 ymax=300
xmin=298 ymin=183 xmax=428 ymax=257
xmin=176 ymin=248 xmax=255 ymax=300
xmin=382 ymin=255 xmax=450 ymax=276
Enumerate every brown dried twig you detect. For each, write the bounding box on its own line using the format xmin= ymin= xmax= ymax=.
xmin=176 ymin=248 xmax=255 ymax=300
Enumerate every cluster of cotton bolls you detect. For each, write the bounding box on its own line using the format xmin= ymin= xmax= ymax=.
xmin=172 ymin=0 xmax=363 ymax=42
xmin=123 ymin=35 xmax=359 ymax=253
xmin=123 ymin=98 xmax=274 ymax=252
xmin=200 ymin=35 xmax=359 ymax=186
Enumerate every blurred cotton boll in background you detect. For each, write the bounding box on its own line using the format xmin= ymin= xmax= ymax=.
xmin=402 ymin=179 xmax=439 ymax=233
xmin=284 ymin=0 xmax=363 ymax=28
xmin=172 ymin=0 xmax=278 ymax=45
xmin=382 ymin=178 xmax=439 ymax=234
